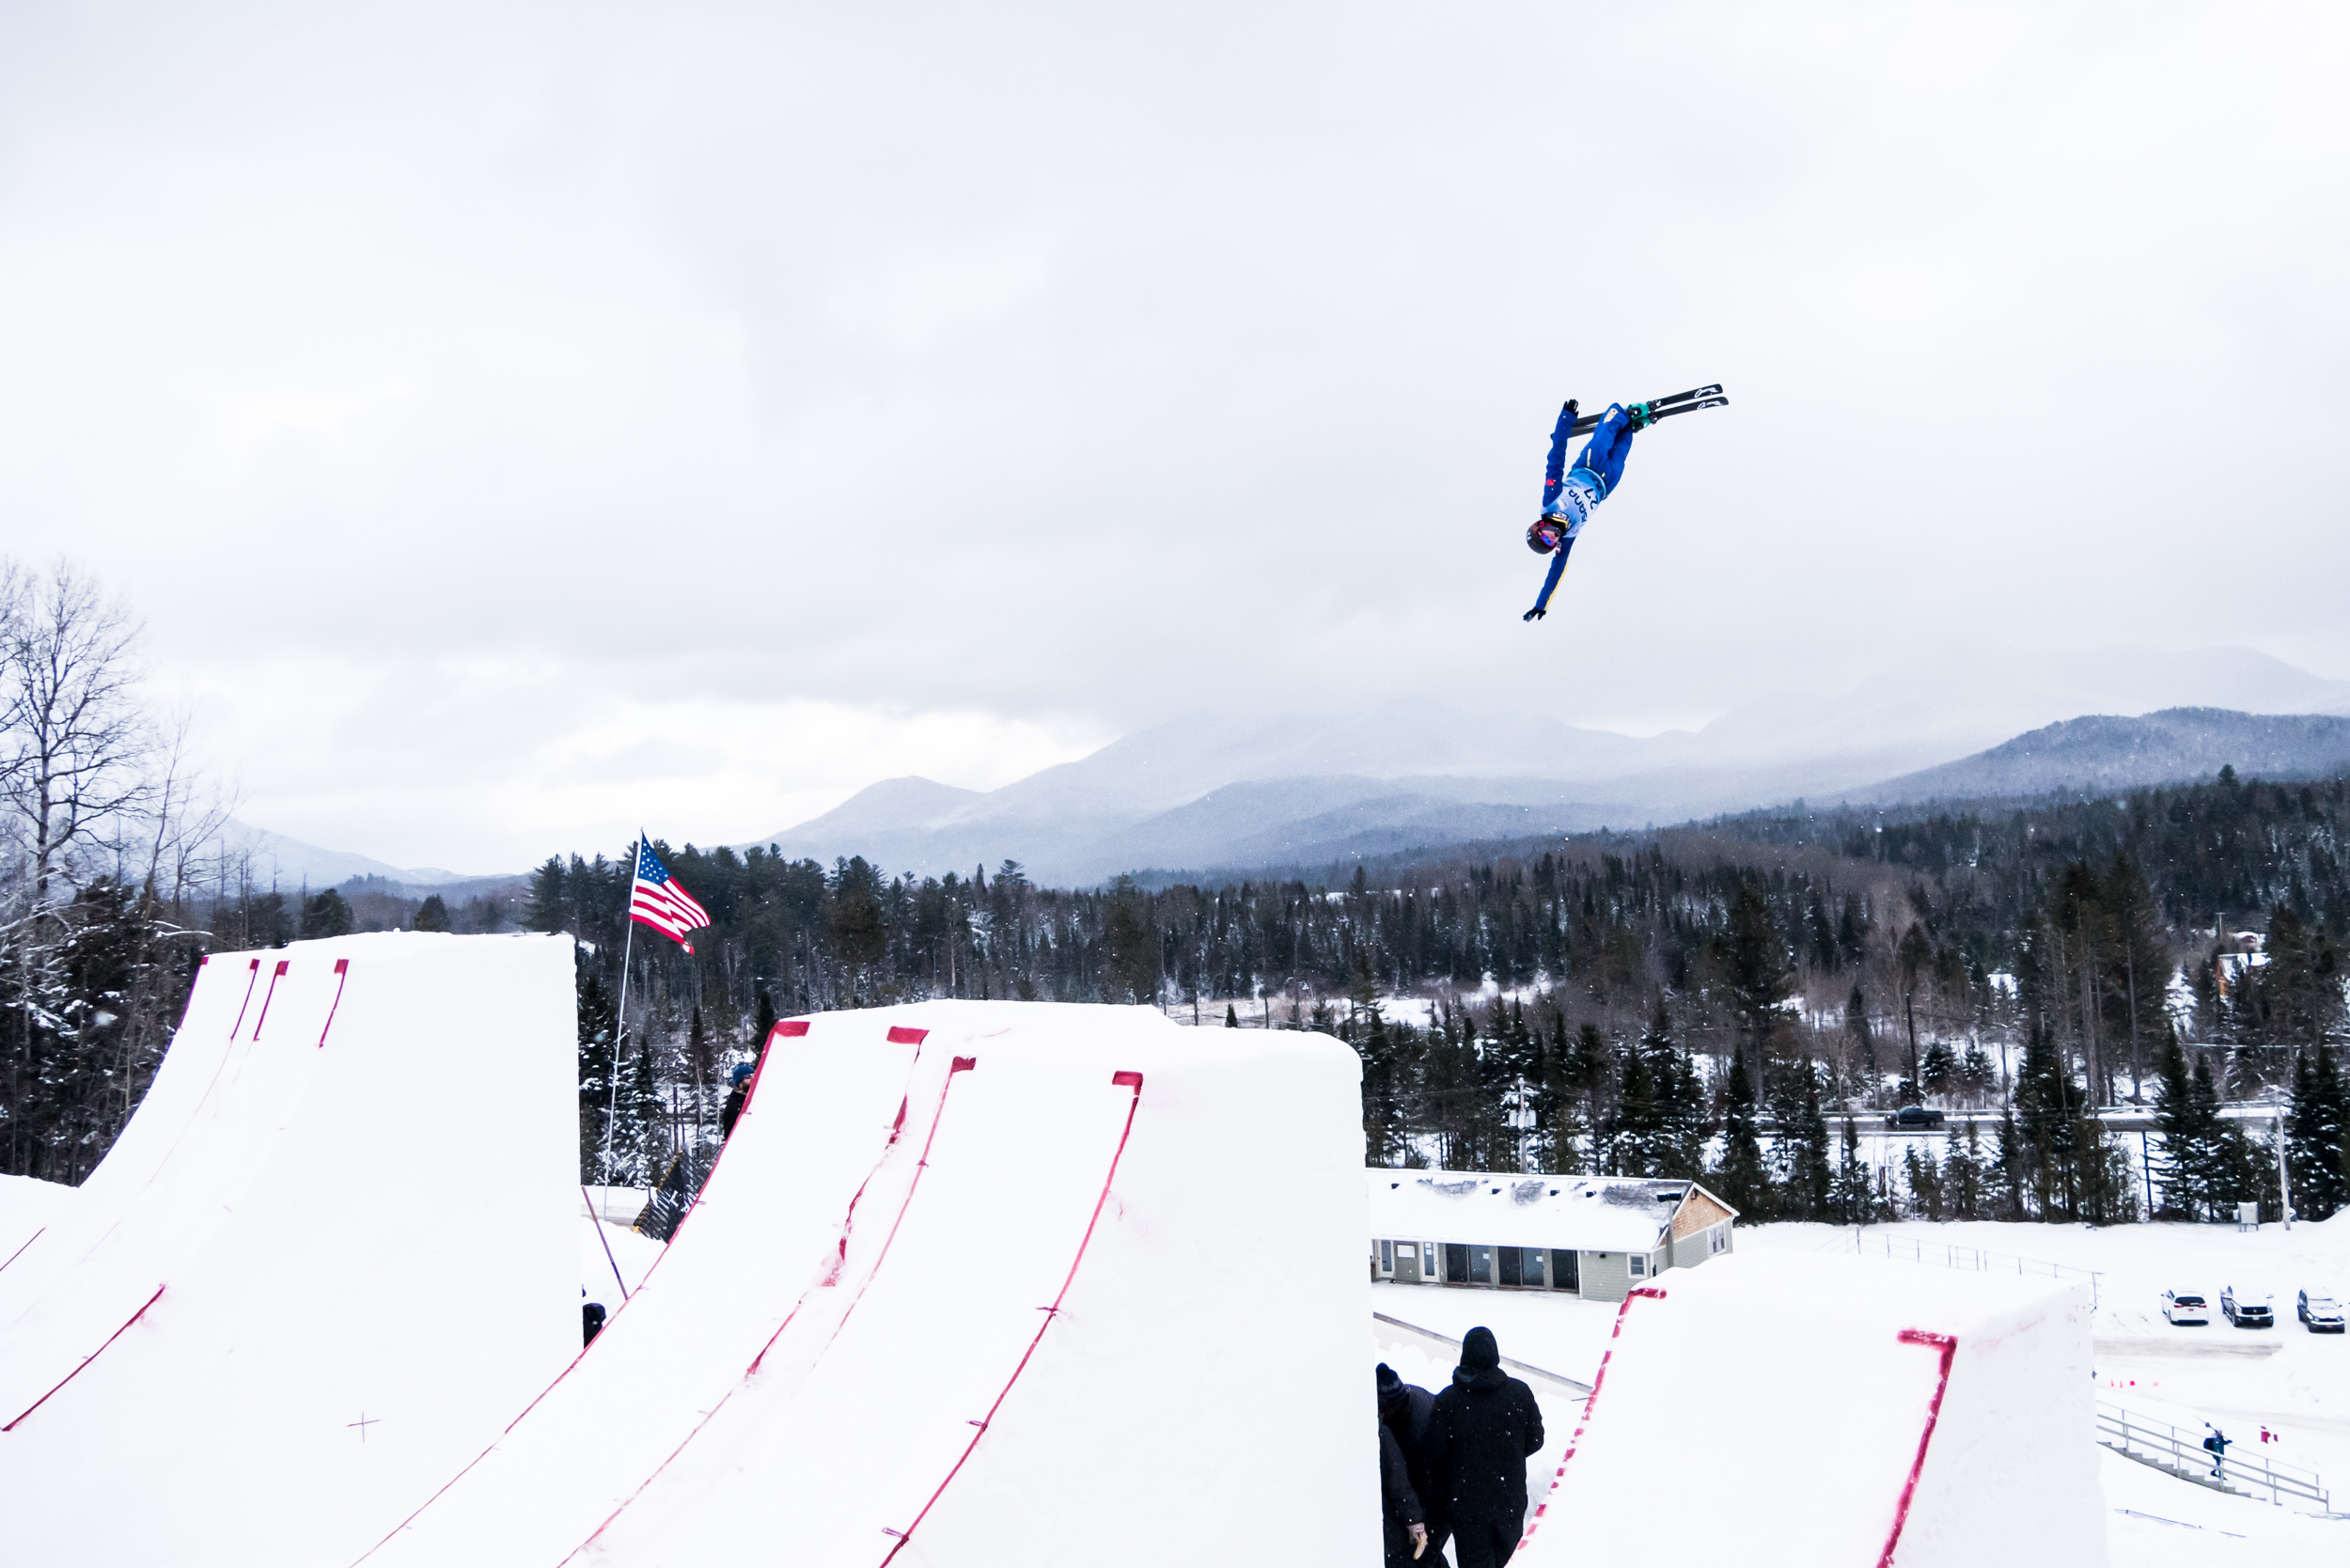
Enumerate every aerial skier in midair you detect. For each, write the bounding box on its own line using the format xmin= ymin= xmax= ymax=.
xmin=1522 ymin=384 xmax=1727 ymax=622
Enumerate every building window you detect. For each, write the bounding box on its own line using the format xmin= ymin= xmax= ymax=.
xmin=1445 ymin=1244 xmax=1468 ymax=1284
xmin=1629 ymin=1254 xmax=1647 ymax=1278
xmin=1497 ymin=1246 xmax=1523 ymax=1287
xmin=1712 ymin=1227 xmax=1728 ymax=1254
xmin=1468 ymin=1244 xmax=1493 ymax=1284
xmin=1553 ymin=1249 xmax=1579 ymax=1292
xmin=1525 ymin=1247 xmax=1545 ymax=1288
xmin=1381 ymin=1240 xmax=1393 ymax=1272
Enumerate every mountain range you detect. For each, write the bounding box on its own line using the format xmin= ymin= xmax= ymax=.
xmin=227 ymin=645 xmax=2350 ymax=893
xmin=741 ymin=647 xmax=2350 ymax=885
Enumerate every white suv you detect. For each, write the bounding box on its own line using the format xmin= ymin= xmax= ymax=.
xmin=2162 ymin=1290 xmax=2209 ymax=1325
xmin=2298 ymin=1291 xmax=2344 ymax=1333
xmin=2221 ymin=1286 xmax=2274 ymax=1327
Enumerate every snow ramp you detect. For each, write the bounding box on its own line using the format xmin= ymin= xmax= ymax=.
xmin=1514 ymin=1250 xmax=2105 ymax=1568
xmin=0 ymin=933 xmax=578 ymax=1568
xmin=360 ymin=1000 xmax=1372 ymax=1567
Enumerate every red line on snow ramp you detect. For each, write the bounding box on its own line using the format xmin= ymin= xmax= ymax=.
xmin=317 ymin=959 xmax=352 ymax=1046
xmin=228 ymin=958 xmax=261 ymax=1038
xmin=1876 ymin=1330 xmax=1957 ymax=1568
xmin=1515 ymin=1285 xmax=1667 ymax=1552
xmin=348 ymin=1021 xmax=926 ymax=1568
xmin=876 ymin=1068 xmax=1145 ymax=1565
xmin=0 ymin=1226 xmax=46 ymax=1278
xmin=251 ymin=960 xmax=290 ymax=1039
xmin=557 ymin=1048 xmax=976 ymax=1564
xmin=3 ymin=1285 xmax=166 ymax=1432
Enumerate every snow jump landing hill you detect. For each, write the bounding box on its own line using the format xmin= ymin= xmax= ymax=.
xmin=359 ymin=1000 xmax=1372 ymax=1567
xmin=0 ymin=933 xmax=579 ymax=1568
xmin=1514 ymin=1250 xmax=2105 ymax=1568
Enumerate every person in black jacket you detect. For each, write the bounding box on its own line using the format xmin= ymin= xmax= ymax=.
xmin=719 ymin=1061 xmax=755 ymax=1137
xmin=1378 ymin=1362 xmax=1447 ymax=1560
xmin=1430 ymin=1326 xmax=1544 ymax=1568
xmin=1380 ymin=1418 xmax=1429 ymax=1564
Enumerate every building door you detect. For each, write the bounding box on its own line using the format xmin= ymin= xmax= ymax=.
xmin=1395 ymin=1243 xmax=1422 ymax=1284
xmin=1445 ymin=1244 xmax=1468 ymax=1284
xmin=1497 ymin=1246 xmax=1524 ymax=1287
xmin=1552 ymin=1248 xmax=1580 ymax=1292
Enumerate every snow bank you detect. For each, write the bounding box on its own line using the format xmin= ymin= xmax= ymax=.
xmin=0 ymin=933 xmax=577 ymax=1568
xmin=1516 ymin=1250 xmax=2104 ymax=1568
xmin=363 ymin=999 xmax=1371 ymax=1566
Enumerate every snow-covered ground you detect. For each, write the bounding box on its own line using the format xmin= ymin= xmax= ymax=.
xmin=1371 ymin=1217 xmax=2347 ymax=1564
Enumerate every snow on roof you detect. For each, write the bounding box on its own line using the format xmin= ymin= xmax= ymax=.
xmin=1368 ymin=1169 xmax=1710 ymax=1252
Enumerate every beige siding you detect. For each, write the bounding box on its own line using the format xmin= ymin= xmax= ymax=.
xmin=1672 ymin=1188 xmax=1735 ymax=1239
xmin=1579 ymin=1249 xmax=1635 ymax=1303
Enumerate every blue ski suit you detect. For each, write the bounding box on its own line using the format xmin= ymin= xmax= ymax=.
xmin=1526 ymin=402 xmax=1635 ymax=621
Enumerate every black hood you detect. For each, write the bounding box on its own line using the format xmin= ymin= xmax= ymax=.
xmin=1453 ymin=1326 xmax=1506 ymax=1392
xmin=1376 ymin=1362 xmax=1404 ymax=1410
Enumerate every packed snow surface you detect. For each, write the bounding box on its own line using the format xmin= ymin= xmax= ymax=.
xmin=0 ymin=933 xmax=578 ymax=1568
xmin=364 ymin=999 xmax=1371 ymax=1566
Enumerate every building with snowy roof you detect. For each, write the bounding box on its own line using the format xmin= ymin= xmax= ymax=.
xmin=1368 ymin=1171 xmax=1738 ymax=1302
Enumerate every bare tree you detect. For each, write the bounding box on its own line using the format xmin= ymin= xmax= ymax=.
xmin=0 ymin=560 xmax=153 ymax=905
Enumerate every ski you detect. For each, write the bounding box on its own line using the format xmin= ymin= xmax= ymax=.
xmin=1566 ymin=384 xmax=1727 ymax=435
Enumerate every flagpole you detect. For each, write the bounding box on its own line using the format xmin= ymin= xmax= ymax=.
xmin=601 ymin=831 xmax=642 ymax=1222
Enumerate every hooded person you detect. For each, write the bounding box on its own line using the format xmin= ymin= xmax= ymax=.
xmin=1378 ymin=1362 xmax=1446 ymax=1554
xmin=1379 ymin=1414 xmax=1429 ymax=1566
xmin=719 ymin=1060 xmax=756 ymax=1137
xmin=1430 ymin=1326 xmax=1545 ymax=1568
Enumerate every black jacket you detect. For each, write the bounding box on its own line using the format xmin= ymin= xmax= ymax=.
xmin=1430 ymin=1328 xmax=1545 ymax=1526
xmin=1378 ymin=1372 xmax=1442 ymax=1518
xmin=720 ymin=1083 xmax=748 ymax=1137
xmin=1380 ymin=1421 xmax=1425 ymax=1528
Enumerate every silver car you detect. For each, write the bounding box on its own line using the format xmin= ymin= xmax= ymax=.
xmin=2298 ymin=1290 xmax=2345 ymax=1333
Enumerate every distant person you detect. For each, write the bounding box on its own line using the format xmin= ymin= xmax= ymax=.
xmin=2203 ymin=1425 xmax=2231 ymax=1482
xmin=583 ymin=1299 xmax=607 ymax=1347
xmin=720 ymin=1061 xmax=755 ymax=1137
xmin=1380 ymin=1413 xmax=1430 ymax=1564
xmin=1430 ymin=1327 xmax=1544 ymax=1568
xmin=1379 ymin=1363 xmax=1447 ymax=1560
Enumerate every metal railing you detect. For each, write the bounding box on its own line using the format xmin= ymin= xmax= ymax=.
xmin=1849 ymin=1229 xmax=2103 ymax=1308
xmin=2096 ymin=1402 xmax=2328 ymax=1513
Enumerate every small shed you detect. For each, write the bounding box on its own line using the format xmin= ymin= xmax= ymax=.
xmin=1368 ymin=1171 xmax=1739 ymax=1303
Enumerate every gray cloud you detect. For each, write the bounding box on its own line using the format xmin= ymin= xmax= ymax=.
xmin=6 ymin=1 xmax=2345 ymax=867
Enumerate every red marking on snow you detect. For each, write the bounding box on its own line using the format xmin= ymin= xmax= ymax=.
xmin=3 ymin=1286 xmax=165 ymax=1432
xmin=557 ymin=1046 xmax=977 ymax=1564
xmin=356 ymin=1026 xmax=946 ymax=1568
xmin=773 ymin=1020 xmax=810 ymax=1038
xmin=0 ymin=1226 xmax=45 ymax=1277
xmin=887 ymin=1026 xmax=928 ymax=1043
xmin=229 ymin=958 xmax=261 ymax=1037
xmin=1876 ymin=1330 xmax=1957 ymax=1568
xmin=875 ymin=1070 xmax=1147 ymax=1566
xmin=1516 ymin=1285 xmax=1668 ymax=1548
xmin=317 ymin=959 xmax=351 ymax=1047
xmin=251 ymin=961 xmax=290 ymax=1039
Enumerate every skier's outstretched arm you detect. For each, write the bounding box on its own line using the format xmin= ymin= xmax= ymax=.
xmin=1525 ymin=543 xmax=1571 ymax=621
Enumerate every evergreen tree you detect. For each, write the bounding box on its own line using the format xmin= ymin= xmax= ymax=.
xmin=1902 ymin=1142 xmax=1944 ymax=1220
xmin=1778 ymin=1064 xmax=1833 ymax=1220
xmin=752 ymin=987 xmax=777 ymax=1049
xmin=525 ymin=857 xmax=570 ymax=933
xmin=2287 ymin=1044 xmax=2348 ymax=1220
xmin=1711 ymin=1045 xmax=1774 ymax=1219
xmin=301 ymin=887 xmax=353 ymax=938
xmin=1720 ymin=884 xmax=1791 ymax=1057
xmin=412 ymin=894 xmax=450 ymax=933
xmin=1830 ymin=1116 xmax=1874 ymax=1223
xmin=1944 ymin=1123 xmax=1986 ymax=1220
xmin=576 ymin=962 xmax=619 ymax=1182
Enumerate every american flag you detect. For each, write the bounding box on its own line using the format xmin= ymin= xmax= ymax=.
xmin=631 ymin=838 xmax=712 ymax=954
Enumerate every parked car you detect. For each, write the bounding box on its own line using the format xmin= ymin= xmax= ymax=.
xmin=1886 ymin=1105 xmax=1947 ymax=1129
xmin=2220 ymin=1286 xmax=2274 ymax=1327
xmin=2297 ymin=1290 xmax=2345 ymax=1333
xmin=2162 ymin=1290 xmax=2209 ymax=1325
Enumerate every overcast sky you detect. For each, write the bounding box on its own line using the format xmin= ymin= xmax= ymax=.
xmin=4 ymin=1 xmax=2345 ymax=872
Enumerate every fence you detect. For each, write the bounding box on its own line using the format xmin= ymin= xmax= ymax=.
xmin=1851 ymin=1228 xmax=2102 ymax=1309
xmin=2096 ymin=1402 xmax=2329 ymax=1513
